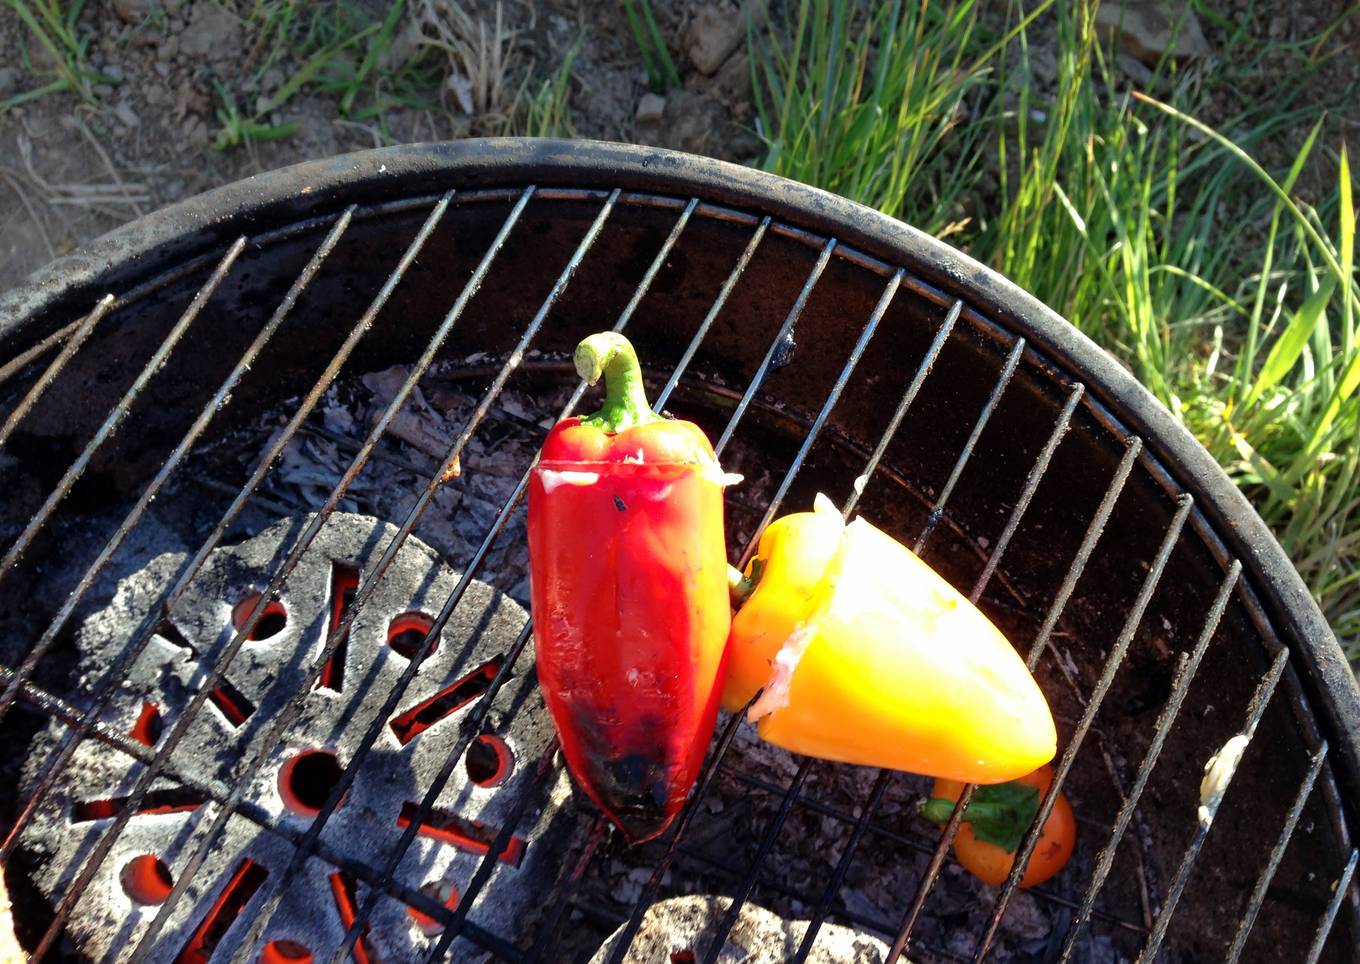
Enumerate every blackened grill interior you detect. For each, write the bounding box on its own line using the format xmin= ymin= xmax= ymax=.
xmin=0 ymin=181 xmax=1355 ymax=964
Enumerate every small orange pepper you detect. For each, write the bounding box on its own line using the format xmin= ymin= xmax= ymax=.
xmin=923 ymin=765 xmax=1076 ymax=887
xmin=723 ymin=495 xmax=1056 ymax=784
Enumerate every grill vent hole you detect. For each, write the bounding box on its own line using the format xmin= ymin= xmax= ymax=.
xmin=121 ymin=855 xmax=174 ymax=904
xmin=129 ymin=701 xmax=163 ymax=746
xmin=261 ymin=941 xmax=313 ymax=964
xmin=465 ymin=734 xmax=514 ymax=787
xmin=407 ymin=880 xmax=459 ymax=936
xmin=232 ymin=594 xmax=287 ymax=641
xmin=387 ymin=613 xmax=437 ymax=662
xmin=279 ymin=750 xmax=343 ymax=816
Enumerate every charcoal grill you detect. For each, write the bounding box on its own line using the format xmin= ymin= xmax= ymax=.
xmin=0 ymin=138 xmax=1357 ymax=964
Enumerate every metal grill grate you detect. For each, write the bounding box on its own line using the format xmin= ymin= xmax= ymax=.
xmin=0 ymin=147 xmax=1356 ymax=964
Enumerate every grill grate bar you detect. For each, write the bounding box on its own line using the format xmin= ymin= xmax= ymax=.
xmin=968 ymin=493 xmax=1195 ymax=963
xmin=911 ymin=336 xmax=1023 ymax=551
xmin=739 ymin=268 xmax=903 ymax=564
xmin=420 ymin=734 xmax=564 ymax=964
xmin=315 ymin=195 xmax=709 ymax=962
xmin=1305 ymin=848 xmax=1358 ymax=964
xmin=791 ymin=769 xmax=893 ymax=963
xmin=1 ymin=194 xmax=454 ymax=866
xmin=1223 ymin=745 xmax=1328 ymax=964
xmin=524 ymin=815 xmax=610 ymax=963
xmin=1133 ymin=646 xmax=1290 ymax=964
xmin=121 ymin=184 xmax=567 ymax=964
xmin=1027 ymin=438 xmax=1143 ymax=665
xmin=0 ymin=293 xmax=114 ymax=450
xmin=713 ymin=238 xmax=836 ymax=456
xmin=1057 ymin=559 xmax=1240 ymax=961
xmin=969 ymin=384 xmax=1083 ymax=600
xmin=2 ymin=666 xmax=519 ymax=956
xmin=22 ymin=189 xmax=468 ymax=961
xmin=885 ymin=386 xmax=1099 ymax=960
xmin=326 ymin=209 xmax=774 ymax=964
xmin=618 ymin=197 xmax=698 ymax=328
xmin=0 ymin=237 xmax=245 ymax=584
xmin=422 ymin=230 xmax=858 ymax=964
xmin=721 ymin=764 xmax=1146 ymax=933
xmin=841 ymin=300 xmax=962 ymax=521
xmin=230 ymin=189 xmax=688 ymax=962
xmin=0 ymin=210 xmax=353 ymax=796
xmin=658 ymin=837 xmax=971 ymax=964
xmin=600 ymin=708 xmax=752 ymax=964
xmin=716 ymin=344 xmax=1070 ymax=962
xmin=699 ymin=759 xmax=815 ymax=963
xmin=656 ymin=217 xmax=771 ymax=408
xmin=605 ymin=290 xmax=962 ymax=964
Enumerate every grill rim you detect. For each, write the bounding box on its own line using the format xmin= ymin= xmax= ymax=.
xmin=2 ymin=136 xmax=1355 ymax=804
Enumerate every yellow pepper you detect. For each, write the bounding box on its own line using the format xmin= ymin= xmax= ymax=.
xmin=724 ymin=495 xmax=1056 ymax=784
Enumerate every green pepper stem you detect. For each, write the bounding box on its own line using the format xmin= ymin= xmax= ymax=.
xmin=575 ymin=332 xmax=660 ymax=434
xmin=727 ymin=558 xmax=765 ymax=609
xmin=920 ymin=798 xmax=960 ymax=826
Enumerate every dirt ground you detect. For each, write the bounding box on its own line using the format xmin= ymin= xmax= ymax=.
xmin=0 ymin=0 xmax=768 ymax=293
xmin=2 ymin=1 xmax=1357 ymax=296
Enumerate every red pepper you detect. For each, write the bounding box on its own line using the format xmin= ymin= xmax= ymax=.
xmin=527 ymin=332 xmax=733 ymax=844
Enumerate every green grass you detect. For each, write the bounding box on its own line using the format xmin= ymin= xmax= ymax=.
xmin=215 ymin=0 xmax=443 ymax=149
xmin=1 ymin=0 xmax=113 ymax=110
xmin=521 ymin=42 xmax=579 ymax=139
xmin=750 ymin=0 xmax=1360 ymax=663
xmin=623 ymin=0 xmax=681 ymax=94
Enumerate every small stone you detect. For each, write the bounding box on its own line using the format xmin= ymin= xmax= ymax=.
xmin=113 ymin=100 xmax=141 ymax=129
xmin=0 ymin=68 xmax=19 ymax=99
xmin=686 ymin=2 xmax=745 ymax=76
xmin=92 ymin=84 xmax=114 ymax=99
xmin=111 ymin=0 xmax=163 ymax=24
xmin=157 ymin=35 xmax=178 ymax=62
xmin=1094 ymin=0 xmax=1210 ymax=66
xmin=260 ymin=67 xmax=285 ymax=95
xmin=635 ymin=92 xmax=666 ymax=123
xmin=102 ymin=64 xmax=125 ymax=83
xmin=1115 ymin=52 xmax=1155 ymax=86
xmin=152 ymin=62 xmax=172 ymax=80
xmin=179 ymin=3 xmax=241 ymax=60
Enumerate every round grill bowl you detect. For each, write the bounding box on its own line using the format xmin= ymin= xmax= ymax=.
xmin=0 ymin=140 xmax=1356 ymax=963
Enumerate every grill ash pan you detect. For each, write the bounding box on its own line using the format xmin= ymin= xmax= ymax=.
xmin=0 ymin=139 xmax=1356 ymax=964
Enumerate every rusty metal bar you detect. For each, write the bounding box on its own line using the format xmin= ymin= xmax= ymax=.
xmin=966 ymin=493 xmax=1196 ymax=962
xmin=841 ymin=300 xmax=963 ymax=520
xmin=602 ymin=289 xmax=963 ymax=964
xmin=712 ymin=238 xmax=836 ymax=455
xmin=23 ymin=188 xmax=482 ymax=960
xmin=739 ymin=268 xmax=904 ymax=561
xmin=1304 ymin=848 xmax=1358 ymax=964
xmin=228 ymin=191 xmax=692 ymax=962
xmin=0 ymin=294 xmax=114 ymax=450
xmin=1057 ymin=559 xmax=1241 ymax=961
xmin=791 ymin=769 xmax=893 ymax=962
xmin=422 ymin=230 xmax=848 ymax=964
xmin=887 ymin=433 xmax=1143 ymax=960
xmin=329 ymin=208 xmax=775 ymax=963
xmin=1132 ymin=647 xmax=1290 ymax=964
xmin=0 ymin=238 xmax=245 ymax=582
xmin=1222 ymin=745 xmax=1328 ymax=964
xmin=2 ymin=195 xmax=454 ymax=863
xmin=0 ymin=210 xmax=353 ymax=782
xmin=120 ymin=186 xmax=565 ymax=964
xmin=911 ymin=335 xmax=1024 ymax=550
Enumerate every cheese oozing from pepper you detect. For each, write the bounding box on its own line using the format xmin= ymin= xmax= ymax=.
xmin=538 ymin=469 xmax=601 ymax=492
